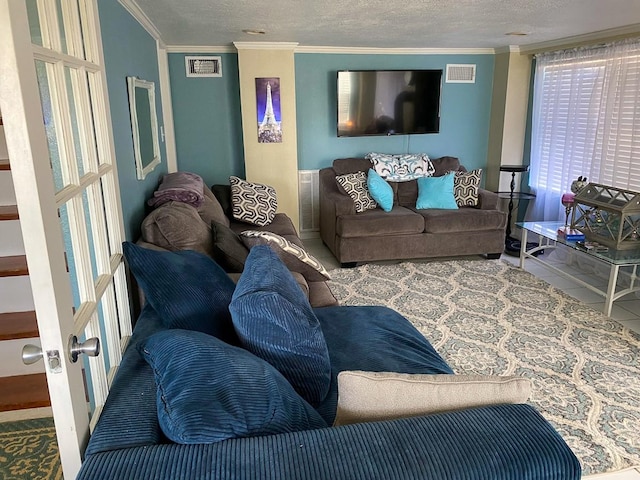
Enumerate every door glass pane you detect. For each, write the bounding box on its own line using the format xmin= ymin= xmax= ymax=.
xmin=26 ymin=0 xmax=43 ymax=46
xmin=65 ymin=66 xmax=86 ymax=178
xmin=58 ymin=203 xmax=81 ymax=311
xmin=82 ymin=190 xmax=99 ymax=281
xmin=35 ymin=60 xmax=64 ymax=192
xmin=55 ymin=0 xmax=68 ymax=55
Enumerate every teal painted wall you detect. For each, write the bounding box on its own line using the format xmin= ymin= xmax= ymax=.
xmin=98 ymin=0 xmax=167 ymax=240
xmin=168 ymin=53 xmax=244 ymax=187
xmin=295 ymin=53 xmax=495 ymax=171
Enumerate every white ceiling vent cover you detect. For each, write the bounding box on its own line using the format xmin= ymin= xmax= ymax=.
xmin=185 ymin=56 xmax=222 ymax=77
xmin=446 ymin=64 xmax=476 ymax=83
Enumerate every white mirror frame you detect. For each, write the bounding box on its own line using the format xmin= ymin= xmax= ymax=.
xmin=127 ymin=76 xmax=161 ymax=180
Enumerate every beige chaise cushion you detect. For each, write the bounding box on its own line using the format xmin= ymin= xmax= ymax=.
xmin=334 ymin=370 xmax=532 ymax=426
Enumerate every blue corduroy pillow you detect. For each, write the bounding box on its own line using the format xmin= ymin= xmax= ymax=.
xmin=138 ymin=329 xmax=327 ymax=444
xmin=367 ymin=168 xmax=394 ymax=212
xmin=416 ymin=172 xmax=459 ymax=210
xmin=122 ymin=242 xmax=237 ymax=344
xmin=230 ymin=245 xmax=332 ymax=406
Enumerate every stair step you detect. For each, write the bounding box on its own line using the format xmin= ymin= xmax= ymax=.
xmin=0 ymin=255 xmax=28 ymax=277
xmin=0 ymin=373 xmax=50 ymax=412
xmin=0 ymin=311 xmax=38 ymax=340
xmin=0 ymin=159 xmax=9 ymax=171
xmin=0 ymin=205 xmax=18 ymax=220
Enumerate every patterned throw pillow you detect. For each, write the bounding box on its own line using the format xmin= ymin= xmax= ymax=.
xmin=335 ymin=171 xmax=377 ymax=213
xmin=366 ymin=152 xmax=435 ymax=181
xmin=454 ymin=169 xmax=482 ymax=207
xmin=240 ymin=231 xmax=330 ymax=282
xmin=229 ymin=176 xmax=277 ymax=226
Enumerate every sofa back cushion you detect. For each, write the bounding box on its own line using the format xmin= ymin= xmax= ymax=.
xmin=122 ymin=242 xmax=238 ymax=344
xmin=230 ymin=246 xmax=332 ymax=406
xmin=333 ymin=157 xmax=464 ymax=208
xmin=140 ymin=201 xmax=214 ymax=257
xmin=332 ymin=158 xmax=374 ymax=175
xmin=138 ymin=329 xmax=327 ymax=444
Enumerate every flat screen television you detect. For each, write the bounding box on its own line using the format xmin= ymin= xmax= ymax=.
xmin=337 ymin=69 xmax=442 ymax=137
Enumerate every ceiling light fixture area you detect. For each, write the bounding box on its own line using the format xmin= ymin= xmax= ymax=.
xmin=505 ymin=31 xmax=529 ymax=36
xmin=242 ymin=29 xmax=266 ymax=35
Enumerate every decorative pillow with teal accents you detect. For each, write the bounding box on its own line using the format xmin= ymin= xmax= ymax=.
xmin=122 ymin=242 xmax=238 ymax=344
xmin=367 ymin=168 xmax=394 ymax=212
xmin=416 ymin=172 xmax=459 ymax=210
xmin=138 ymin=329 xmax=327 ymax=444
xmin=366 ymin=152 xmax=435 ymax=181
xmin=229 ymin=245 xmax=332 ymax=406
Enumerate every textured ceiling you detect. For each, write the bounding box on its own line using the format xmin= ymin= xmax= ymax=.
xmin=132 ymin=0 xmax=640 ymax=50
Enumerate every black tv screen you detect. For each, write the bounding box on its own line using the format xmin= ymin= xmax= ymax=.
xmin=337 ymin=69 xmax=442 ymax=137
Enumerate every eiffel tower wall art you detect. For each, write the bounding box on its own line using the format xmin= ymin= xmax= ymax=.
xmin=256 ymin=77 xmax=283 ymax=143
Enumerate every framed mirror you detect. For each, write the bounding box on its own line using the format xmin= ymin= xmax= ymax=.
xmin=127 ymin=76 xmax=161 ymax=180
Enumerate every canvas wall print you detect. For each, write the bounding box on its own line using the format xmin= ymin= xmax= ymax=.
xmin=256 ymin=77 xmax=282 ymax=143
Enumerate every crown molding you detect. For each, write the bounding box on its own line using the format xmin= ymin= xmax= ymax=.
xmin=294 ymin=45 xmax=495 ymax=55
xmin=519 ymin=23 xmax=640 ymax=54
xmin=118 ymin=0 xmax=163 ymax=44
xmin=494 ymin=45 xmax=524 ymax=55
xmin=233 ymin=41 xmax=299 ymax=50
xmin=166 ymin=45 xmax=236 ymax=54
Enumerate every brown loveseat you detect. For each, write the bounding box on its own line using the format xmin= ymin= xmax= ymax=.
xmin=138 ymin=180 xmax=337 ymax=308
xmin=319 ymin=157 xmax=507 ymax=266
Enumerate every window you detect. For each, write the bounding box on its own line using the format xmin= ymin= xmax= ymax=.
xmin=528 ymin=39 xmax=640 ymax=221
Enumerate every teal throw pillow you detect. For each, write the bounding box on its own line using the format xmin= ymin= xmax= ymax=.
xmin=367 ymin=168 xmax=393 ymax=212
xmin=416 ymin=173 xmax=459 ymax=210
xmin=229 ymin=245 xmax=332 ymax=406
xmin=138 ymin=329 xmax=327 ymax=444
xmin=122 ymin=242 xmax=238 ymax=344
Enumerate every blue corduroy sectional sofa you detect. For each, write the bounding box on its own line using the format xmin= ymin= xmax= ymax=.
xmin=76 ymin=243 xmax=581 ymax=480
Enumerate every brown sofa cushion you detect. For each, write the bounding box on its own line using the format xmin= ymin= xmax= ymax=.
xmin=416 ymin=208 xmax=507 ymax=234
xmin=211 ymin=221 xmax=249 ymax=273
xmin=336 ymin=207 xmax=424 ymax=238
xmin=197 ymin=188 xmax=229 ymax=227
xmin=332 ymin=158 xmax=374 ymax=175
xmin=140 ymin=202 xmax=214 ymax=257
xmin=431 ymin=156 xmax=464 ymax=176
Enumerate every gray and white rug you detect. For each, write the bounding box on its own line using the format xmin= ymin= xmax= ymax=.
xmin=327 ymin=259 xmax=640 ymax=476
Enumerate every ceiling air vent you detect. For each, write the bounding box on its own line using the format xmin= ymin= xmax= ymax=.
xmin=446 ymin=64 xmax=476 ymax=83
xmin=185 ymin=56 xmax=222 ymax=78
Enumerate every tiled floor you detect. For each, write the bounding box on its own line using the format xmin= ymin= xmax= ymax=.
xmin=304 ymin=236 xmax=640 ymax=480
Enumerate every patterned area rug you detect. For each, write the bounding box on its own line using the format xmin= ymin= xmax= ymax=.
xmin=328 ymin=259 xmax=640 ymax=476
xmin=0 ymin=417 xmax=62 ymax=479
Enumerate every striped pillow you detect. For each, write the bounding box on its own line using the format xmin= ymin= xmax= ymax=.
xmin=240 ymin=230 xmax=330 ymax=282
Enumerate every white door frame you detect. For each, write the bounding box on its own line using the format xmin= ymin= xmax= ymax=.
xmin=0 ymin=1 xmax=131 ymax=477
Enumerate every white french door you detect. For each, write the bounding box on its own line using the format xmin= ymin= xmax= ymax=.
xmin=0 ymin=1 xmax=131 ymax=478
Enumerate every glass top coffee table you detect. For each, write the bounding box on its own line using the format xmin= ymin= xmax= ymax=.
xmin=517 ymin=221 xmax=640 ymax=316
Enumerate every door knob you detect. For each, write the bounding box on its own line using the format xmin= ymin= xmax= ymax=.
xmin=68 ymin=335 xmax=100 ymax=363
xmin=22 ymin=344 xmax=43 ymax=365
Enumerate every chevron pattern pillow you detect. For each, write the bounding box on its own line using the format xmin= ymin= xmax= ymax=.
xmin=336 ymin=171 xmax=377 ymax=213
xmin=230 ymin=176 xmax=277 ymax=226
xmin=240 ymin=230 xmax=331 ymax=282
xmin=454 ymin=169 xmax=482 ymax=207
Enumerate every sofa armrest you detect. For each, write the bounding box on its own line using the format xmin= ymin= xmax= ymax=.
xmin=78 ymin=404 xmax=580 ymax=480
xmin=319 ymin=168 xmax=357 ymax=217
xmin=477 ymin=188 xmax=499 ymax=210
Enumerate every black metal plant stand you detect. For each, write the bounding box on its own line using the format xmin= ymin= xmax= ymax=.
xmin=497 ymin=165 xmax=538 ymax=257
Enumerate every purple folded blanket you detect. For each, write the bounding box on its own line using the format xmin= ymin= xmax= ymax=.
xmin=148 ymin=172 xmax=204 ymax=208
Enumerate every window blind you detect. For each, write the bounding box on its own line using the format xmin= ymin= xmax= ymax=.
xmin=529 ymin=39 xmax=640 ymax=221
